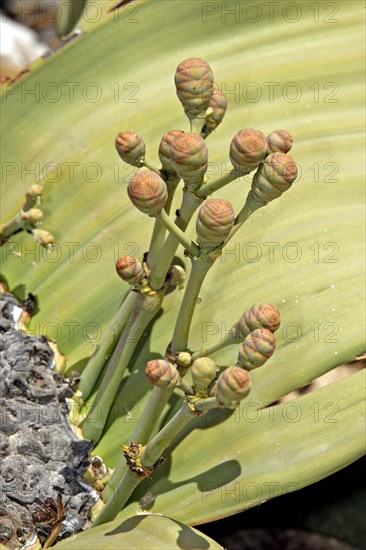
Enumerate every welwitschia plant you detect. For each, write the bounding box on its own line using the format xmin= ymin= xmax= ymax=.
xmin=2 ymin=4 xmax=364 ymax=546
xmin=78 ymin=58 xmax=299 ymax=525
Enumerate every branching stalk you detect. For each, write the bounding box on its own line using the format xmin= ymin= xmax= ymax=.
xmin=224 ymin=193 xmax=261 ymax=244
xmin=78 ymin=291 xmax=137 ymax=399
xmin=157 ymin=209 xmax=200 ymax=257
xmin=103 ymin=384 xmax=176 ymax=501
xmin=140 ymin=400 xmax=195 ymax=466
xmin=190 ymin=116 xmax=206 ymax=134
xmin=146 ymin=216 xmax=167 ymax=271
xmin=0 ymin=213 xmax=23 ymax=241
xmin=171 ymin=255 xmax=215 ymax=354
xmin=142 ymin=160 xmax=161 ymax=174
xmin=82 ymin=289 xmax=164 ymax=442
xmin=93 ymin=467 xmax=142 ymax=527
xmin=193 ymin=397 xmax=218 ymax=412
xmin=23 ymin=194 xmax=40 ymax=212
xmin=196 ymin=169 xmax=238 ymax=197
xmin=83 ymin=174 xmax=183 ymax=406
xmin=164 ymin=174 xmax=181 ymax=215
xmin=146 ymin=174 xmax=181 ymax=270
xmin=95 ymin=401 xmax=198 ymax=525
xmin=191 ymin=332 xmax=237 ymax=361
xmin=180 ymin=196 xmax=261 ymax=361
xmin=148 ymin=189 xmax=203 ymax=290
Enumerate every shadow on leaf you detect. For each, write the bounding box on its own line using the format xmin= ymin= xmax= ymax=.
xmin=106 ymin=514 xmax=212 ymax=549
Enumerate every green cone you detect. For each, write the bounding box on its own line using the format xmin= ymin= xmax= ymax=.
xmin=215 ymin=366 xmax=251 ymax=407
xmin=229 ymin=128 xmax=267 ymax=174
xmin=158 ymin=129 xmax=185 ymax=174
xmin=175 ymin=58 xmax=214 ymax=120
xmin=170 ymin=132 xmax=208 ymax=187
xmin=127 ymin=170 xmax=168 ymax=215
xmin=21 ymin=208 xmax=43 ymax=224
xmin=191 ymin=357 xmax=218 ymax=392
xmin=32 ymin=229 xmax=54 ymax=247
xmin=145 ymin=359 xmax=180 ymax=388
xmin=115 ymin=255 xmax=144 ymax=285
xmin=196 ymin=198 xmax=235 ymax=248
xmin=237 ymin=328 xmax=276 ymax=370
xmin=267 ymin=129 xmax=293 ymax=154
xmin=202 ymin=89 xmax=227 ymax=138
xmin=250 ymin=152 xmax=298 ymax=205
xmin=234 ymin=303 xmax=281 ymax=340
xmin=115 ymin=130 xmax=146 ymax=167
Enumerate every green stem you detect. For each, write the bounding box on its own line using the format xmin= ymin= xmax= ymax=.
xmin=191 ymin=336 xmax=234 ymax=362
xmin=142 ymin=160 xmax=161 ymax=175
xmin=146 ymin=216 xmax=167 ymax=271
xmin=146 ymin=174 xmax=180 ymax=274
xmin=171 ymin=192 xmax=261 ymax=358
xmin=82 ymin=289 xmax=164 ymax=442
xmin=95 ymin=401 xmax=197 ymax=525
xmin=191 ymin=314 xmax=254 ymax=360
xmin=157 ymin=210 xmax=200 ymax=257
xmin=140 ymin=401 xmax=195 ymax=466
xmin=178 ymin=378 xmax=195 ymax=394
xmin=0 ymin=213 xmax=23 ymax=240
xmin=224 ymin=192 xmax=261 ymax=244
xmin=163 ymin=173 xmax=180 ymax=215
xmin=78 ymin=291 xmax=137 ymax=400
xmin=193 ymin=397 xmax=218 ymax=412
xmin=23 ymin=193 xmax=40 ymax=212
xmin=196 ymin=170 xmax=237 ymax=198
xmin=190 ymin=116 xmax=206 ymax=134
xmin=171 ymin=255 xmax=215 ymax=354
xmin=103 ymin=384 xmax=176 ymax=501
xmin=93 ymin=467 xmax=142 ymax=527
xmin=148 ymin=189 xmax=203 ymax=290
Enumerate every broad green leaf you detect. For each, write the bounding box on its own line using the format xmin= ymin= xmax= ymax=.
xmin=106 ymin=371 xmax=366 ymax=525
xmin=1 ymin=0 xmax=365 ymax=527
xmin=56 ymin=0 xmax=120 ymax=36
xmin=55 ymin=514 xmax=223 ymax=549
xmin=56 ymin=0 xmax=89 ymax=37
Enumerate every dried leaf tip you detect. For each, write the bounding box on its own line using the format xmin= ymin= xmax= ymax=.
xmin=168 ymin=265 xmax=186 ymax=289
